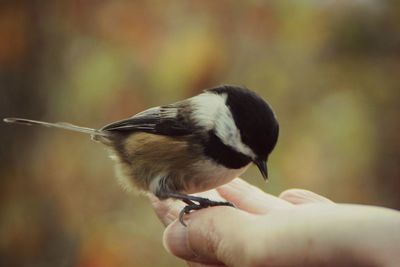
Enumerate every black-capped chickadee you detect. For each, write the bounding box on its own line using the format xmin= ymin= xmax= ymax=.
xmin=4 ymin=85 xmax=279 ymax=224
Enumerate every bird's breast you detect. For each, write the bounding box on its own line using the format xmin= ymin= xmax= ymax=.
xmin=109 ymin=132 xmax=250 ymax=195
xmin=182 ymin=160 xmax=250 ymax=194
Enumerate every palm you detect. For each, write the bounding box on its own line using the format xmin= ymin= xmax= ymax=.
xmin=150 ymin=178 xmax=333 ymax=267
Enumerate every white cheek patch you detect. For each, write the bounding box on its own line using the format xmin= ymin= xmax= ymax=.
xmin=190 ymin=93 xmax=224 ymax=130
xmin=191 ymin=92 xmax=256 ymax=159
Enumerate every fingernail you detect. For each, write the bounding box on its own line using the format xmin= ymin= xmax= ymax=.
xmin=163 ymin=220 xmax=196 ymax=260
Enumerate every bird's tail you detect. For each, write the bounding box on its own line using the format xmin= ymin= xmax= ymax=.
xmin=3 ymin=117 xmax=109 ymax=137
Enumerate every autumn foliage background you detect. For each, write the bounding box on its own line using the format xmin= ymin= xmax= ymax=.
xmin=1 ymin=1 xmax=399 ymax=266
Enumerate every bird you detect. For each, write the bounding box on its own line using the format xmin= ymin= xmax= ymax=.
xmin=4 ymin=85 xmax=279 ymax=225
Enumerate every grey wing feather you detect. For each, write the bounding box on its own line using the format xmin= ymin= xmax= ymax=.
xmin=101 ymin=104 xmax=193 ymax=136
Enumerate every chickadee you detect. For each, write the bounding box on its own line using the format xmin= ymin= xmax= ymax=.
xmin=4 ymin=85 xmax=279 ymax=224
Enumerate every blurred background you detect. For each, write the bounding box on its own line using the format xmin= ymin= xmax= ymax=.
xmin=1 ymin=0 xmax=399 ymax=266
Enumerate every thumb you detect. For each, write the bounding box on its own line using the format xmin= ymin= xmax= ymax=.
xmin=163 ymin=206 xmax=254 ymax=266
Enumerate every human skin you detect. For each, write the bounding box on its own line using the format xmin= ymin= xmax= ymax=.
xmin=150 ymin=178 xmax=400 ymax=267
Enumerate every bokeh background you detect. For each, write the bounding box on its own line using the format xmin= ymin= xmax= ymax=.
xmin=1 ymin=1 xmax=399 ymax=266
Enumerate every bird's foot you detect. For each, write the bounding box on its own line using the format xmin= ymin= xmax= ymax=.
xmin=161 ymin=192 xmax=234 ymax=226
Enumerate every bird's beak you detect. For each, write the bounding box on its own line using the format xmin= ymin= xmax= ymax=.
xmin=254 ymin=159 xmax=268 ymax=181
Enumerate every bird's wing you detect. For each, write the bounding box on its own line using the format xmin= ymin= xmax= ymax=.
xmin=100 ymin=104 xmax=194 ymax=136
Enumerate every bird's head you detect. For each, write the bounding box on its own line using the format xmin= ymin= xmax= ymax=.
xmin=191 ymin=85 xmax=279 ymax=180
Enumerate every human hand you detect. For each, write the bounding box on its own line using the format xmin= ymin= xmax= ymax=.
xmin=150 ymin=178 xmax=400 ymax=267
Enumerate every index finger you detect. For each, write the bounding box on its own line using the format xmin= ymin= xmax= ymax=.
xmin=216 ymin=178 xmax=293 ymax=214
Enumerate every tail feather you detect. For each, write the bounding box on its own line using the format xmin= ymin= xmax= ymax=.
xmin=3 ymin=117 xmax=109 ymax=137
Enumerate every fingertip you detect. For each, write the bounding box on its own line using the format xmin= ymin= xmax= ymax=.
xmin=279 ymin=189 xmax=334 ymax=204
xmin=163 ymin=220 xmax=197 ymax=260
xmin=163 ymin=206 xmax=250 ymax=265
xmin=149 ymin=195 xmax=183 ymax=226
xmin=148 ymin=193 xmax=160 ymax=206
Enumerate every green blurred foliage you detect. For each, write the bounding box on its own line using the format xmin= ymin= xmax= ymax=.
xmin=1 ymin=1 xmax=399 ymax=266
